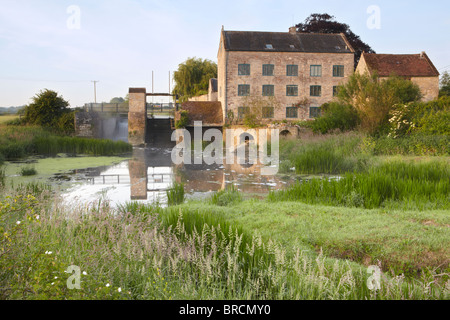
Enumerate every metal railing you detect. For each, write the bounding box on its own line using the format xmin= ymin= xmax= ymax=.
xmin=83 ymin=103 xmax=179 ymax=117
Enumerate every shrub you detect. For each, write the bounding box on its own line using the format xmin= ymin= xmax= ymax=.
xmin=175 ymin=111 xmax=190 ymax=129
xmin=388 ymin=97 xmax=450 ymax=138
xmin=308 ymin=102 xmax=359 ymax=134
xmin=210 ymin=185 xmax=243 ymax=206
xmin=338 ymin=73 xmax=422 ymax=134
xmin=20 ymin=166 xmax=38 ymax=176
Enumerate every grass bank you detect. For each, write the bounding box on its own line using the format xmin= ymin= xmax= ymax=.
xmin=0 ymin=125 xmax=132 ymax=160
xmin=1 ymin=190 xmax=448 ymax=300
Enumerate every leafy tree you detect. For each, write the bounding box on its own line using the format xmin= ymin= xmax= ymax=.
xmin=294 ymin=13 xmax=375 ymax=67
xmin=172 ymin=57 xmax=217 ymax=102
xmin=337 ymin=73 xmax=422 ymax=134
xmin=22 ymin=89 xmax=73 ymax=132
xmin=439 ymin=71 xmax=450 ymax=97
xmin=110 ymin=97 xmax=125 ymax=104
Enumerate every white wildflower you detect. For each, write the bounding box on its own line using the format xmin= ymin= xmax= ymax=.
xmin=83 ymin=271 xmax=87 ymax=276
xmin=106 ymin=283 xmax=110 ymax=287
xmin=16 ymin=221 xmax=21 ymax=225
xmin=118 ymin=287 xmax=122 ymax=293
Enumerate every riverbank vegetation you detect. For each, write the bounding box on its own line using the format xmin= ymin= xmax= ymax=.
xmin=0 ymin=80 xmax=448 ymax=300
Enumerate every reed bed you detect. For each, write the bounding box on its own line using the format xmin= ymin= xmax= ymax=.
xmin=166 ymin=182 xmax=185 ymax=206
xmin=268 ymin=161 xmax=449 ymax=210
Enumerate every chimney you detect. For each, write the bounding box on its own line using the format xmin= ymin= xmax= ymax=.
xmin=289 ymin=26 xmax=297 ymax=34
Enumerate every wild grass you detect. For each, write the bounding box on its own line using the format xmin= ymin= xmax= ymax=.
xmin=280 ymin=132 xmax=369 ymax=174
xmin=268 ymin=161 xmax=449 ymax=210
xmin=1 ymin=195 xmax=447 ymax=300
xmin=0 ymin=124 xmax=132 ymax=160
xmin=166 ymin=182 xmax=185 ymax=206
xmin=19 ymin=166 xmax=38 ymax=176
xmin=210 ymin=184 xmax=243 ymax=206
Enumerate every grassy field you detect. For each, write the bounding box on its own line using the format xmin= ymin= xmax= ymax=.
xmin=0 ymin=114 xmax=19 ymax=124
xmin=0 ymin=131 xmax=449 ymax=300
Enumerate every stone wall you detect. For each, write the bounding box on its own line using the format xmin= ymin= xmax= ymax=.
xmin=411 ymin=76 xmax=439 ymax=102
xmin=74 ymin=111 xmax=100 ymax=138
xmin=220 ymin=50 xmax=354 ymax=122
xmin=128 ymin=88 xmax=147 ymax=146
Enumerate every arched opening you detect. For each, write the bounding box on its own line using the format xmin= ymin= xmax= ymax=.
xmin=280 ymin=129 xmax=291 ymax=137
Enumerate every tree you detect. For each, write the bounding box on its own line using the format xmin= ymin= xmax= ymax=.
xmin=172 ymin=57 xmax=217 ymax=102
xmin=294 ymin=13 xmax=375 ymax=67
xmin=110 ymin=97 xmax=125 ymax=104
xmin=439 ymin=71 xmax=450 ymax=97
xmin=23 ymin=89 xmax=71 ymax=128
xmin=337 ymin=73 xmax=422 ymax=134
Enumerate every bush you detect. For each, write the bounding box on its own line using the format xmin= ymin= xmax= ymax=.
xmin=210 ymin=185 xmax=243 ymax=206
xmin=388 ymin=96 xmax=450 ymax=138
xmin=175 ymin=111 xmax=190 ymax=129
xmin=20 ymin=166 xmax=38 ymax=176
xmin=308 ymin=102 xmax=359 ymax=134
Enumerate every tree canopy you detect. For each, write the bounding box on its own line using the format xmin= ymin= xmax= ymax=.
xmin=294 ymin=13 xmax=375 ymax=67
xmin=172 ymin=57 xmax=217 ymax=102
xmin=337 ymin=73 xmax=422 ymax=134
xmin=23 ymin=89 xmax=71 ymax=128
xmin=439 ymin=71 xmax=450 ymax=97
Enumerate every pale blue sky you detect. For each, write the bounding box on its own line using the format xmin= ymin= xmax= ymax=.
xmin=0 ymin=0 xmax=449 ymax=107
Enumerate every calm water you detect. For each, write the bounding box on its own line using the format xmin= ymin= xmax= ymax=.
xmin=61 ymin=142 xmax=300 ymax=208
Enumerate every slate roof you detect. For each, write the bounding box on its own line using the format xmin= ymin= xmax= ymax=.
xmin=362 ymin=52 xmax=439 ymax=77
xmin=222 ymin=31 xmax=355 ymax=53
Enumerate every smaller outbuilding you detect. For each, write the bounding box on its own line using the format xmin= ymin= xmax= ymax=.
xmin=356 ymin=52 xmax=440 ymax=101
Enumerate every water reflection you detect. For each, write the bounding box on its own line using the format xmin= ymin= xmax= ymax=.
xmin=62 ymin=131 xmax=296 ymax=207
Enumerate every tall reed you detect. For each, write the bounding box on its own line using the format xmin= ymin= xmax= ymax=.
xmin=166 ymin=182 xmax=185 ymax=206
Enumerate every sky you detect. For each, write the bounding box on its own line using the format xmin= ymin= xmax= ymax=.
xmin=0 ymin=0 xmax=449 ymax=108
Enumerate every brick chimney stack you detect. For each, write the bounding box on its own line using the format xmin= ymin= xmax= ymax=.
xmin=289 ymin=26 xmax=297 ymax=34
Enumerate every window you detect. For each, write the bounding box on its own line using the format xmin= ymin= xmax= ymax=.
xmin=265 ymin=44 xmax=273 ymax=49
xmin=238 ymin=64 xmax=250 ymax=76
xmin=286 ymin=85 xmax=298 ymax=96
xmin=286 ymin=107 xmax=298 ymax=118
xmin=262 ymin=107 xmax=274 ymax=119
xmin=238 ymin=106 xmax=250 ymax=119
xmin=310 ymin=65 xmax=322 ymax=77
xmin=333 ymin=65 xmax=345 ymax=77
xmin=238 ymin=84 xmax=250 ymax=96
xmin=310 ymin=107 xmax=321 ymax=118
xmin=333 ymin=86 xmax=339 ymax=97
xmin=263 ymin=64 xmax=274 ymax=76
xmin=286 ymin=65 xmax=298 ymax=76
xmin=310 ymin=85 xmax=322 ymax=97
xmin=262 ymin=85 xmax=274 ymax=96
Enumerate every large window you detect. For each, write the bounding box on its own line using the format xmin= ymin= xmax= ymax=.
xmin=286 ymin=85 xmax=298 ymax=96
xmin=238 ymin=106 xmax=250 ymax=119
xmin=310 ymin=107 xmax=321 ymax=118
xmin=286 ymin=107 xmax=298 ymax=118
xmin=262 ymin=107 xmax=274 ymax=119
xmin=238 ymin=64 xmax=250 ymax=76
xmin=286 ymin=65 xmax=298 ymax=76
xmin=262 ymin=64 xmax=274 ymax=76
xmin=333 ymin=65 xmax=345 ymax=77
xmin=310 ymin=65 xmax=322 ymax=77
xmin=310 ymin=85 xmax=322 ymax=97
xmin=262 ymin=85 xmax=274 ymax=96
xmin=238 ymin=84 xmax=250 ymax=96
